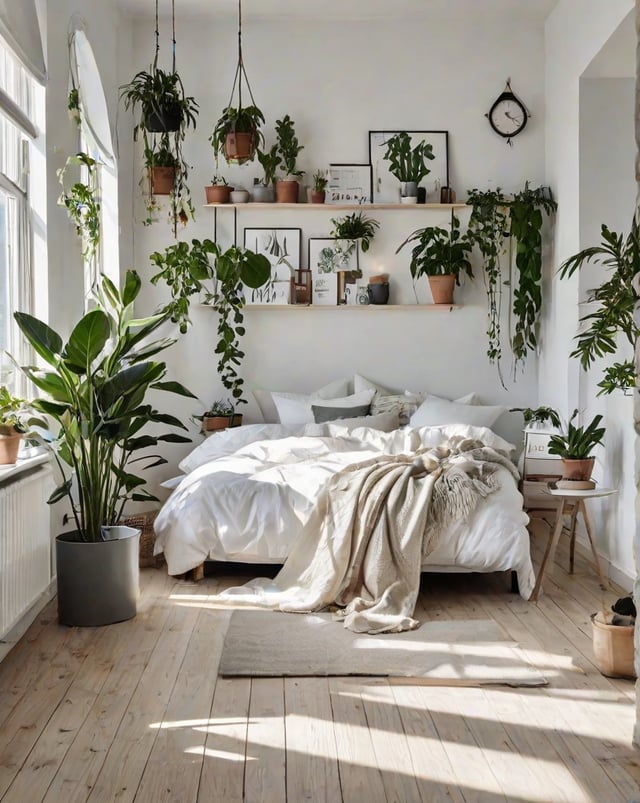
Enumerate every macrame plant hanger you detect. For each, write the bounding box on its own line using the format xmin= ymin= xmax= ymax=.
xmin=224 ymin=0 xmax=260 ymax=163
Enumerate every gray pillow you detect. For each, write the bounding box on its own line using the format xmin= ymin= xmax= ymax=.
xmin=312 ymin=403 xmax=371 ymax=423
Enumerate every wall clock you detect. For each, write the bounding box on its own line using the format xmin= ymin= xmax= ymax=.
xmin=486 ymin=79 xmax=529 ymax=145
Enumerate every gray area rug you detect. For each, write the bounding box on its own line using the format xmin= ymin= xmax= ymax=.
xmin=219 ymin=611 xmax=548 ymax=687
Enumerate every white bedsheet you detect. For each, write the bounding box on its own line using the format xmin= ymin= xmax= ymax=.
xmin=154 ymin=423 xmax=534 ymax=598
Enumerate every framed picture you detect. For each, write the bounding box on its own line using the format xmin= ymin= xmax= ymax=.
xmin=368 ymin=130 xmax=449 ymax=203
xmin=327 ymin=163 xmax=372 ymax=205
xmin=308 ymin=238 xmax=358 ymax=305
xmin=243 ymin=227 xmax=302 ymax=304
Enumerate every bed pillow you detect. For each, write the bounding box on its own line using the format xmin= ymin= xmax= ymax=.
xmin=273 ymin=389 xmax=374 ymax=426
xmin=409 ymin=395 xmax=506 ymax=429
xmin=353 ymin=373 xmax=394 ymax=395
xmin=406 ymin=390 xmax=479 ymax=405
xmin=312 ymin=402 xmax=371 ymax=423
xmin=253 ymin=378 xmax=351 ymax=423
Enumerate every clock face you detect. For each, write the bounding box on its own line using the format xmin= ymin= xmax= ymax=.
xmin=489 ymin=94 xmax=528 ymax=138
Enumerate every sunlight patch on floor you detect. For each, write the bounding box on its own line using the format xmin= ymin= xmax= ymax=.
xmin=185 ymin=745 xmax=255 ymax=761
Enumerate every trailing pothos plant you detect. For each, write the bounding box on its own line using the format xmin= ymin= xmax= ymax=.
xmin=149 ymin=239 xmax=270 ymax=407
xmin=57 ymin=152 xmax=101 ymax=270
xmin=466 ymin=183 xmax=557 ymax=381
xmin=558 ymin=218 xmax=639 ymax=395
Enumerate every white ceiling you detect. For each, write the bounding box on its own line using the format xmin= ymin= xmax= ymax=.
xmin=117 ymin=0 xmax=560 ymax=22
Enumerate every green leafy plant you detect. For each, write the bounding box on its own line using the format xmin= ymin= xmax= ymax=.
xmin=313 ymin=170 xmax=328 ymax=192
xmin=547 ymin=409 xmax=605 ymax=459
xmin=509 ymin=405 xmax=562 ymax=429
xmin=149 ymin=238 xmax=217 ymax=334
xmin=275 ymin=115 xmax=304 ymax=177
xmin=256 ymin=145 xmax=281 ymax=187
xmin=211 ymin=174 xmax=228 ymax=186
xmin=330 ymin=212 xmax=380 ymax=253
xmin=558 ymin=219 xmax=639 ymax=396
xmin=57 ymin=152 xmax=101 ymax=267
xmin=120 ymin=67 xmax=198 ymax=236
xmin=383 ymin=132 xmax=434 ymax=184
xmin=204 ymin=398 xmax=235 ymax=417
xmin=396 ymin=212 xmax=473 ymax=300
xmin=13 ymin=271 xmax=195 ymax=542
xmin=210 ymin=105 xmax=265 ymax=165
xmin=67 ymin=87 xmax=81 ymax=127
xmin=0 ymin=386 xmax=41 ymax=434
xmin=466 ymin=184 xmax=556 ymax=379
xmin=204 ymin=246 xmax=271 ymax=406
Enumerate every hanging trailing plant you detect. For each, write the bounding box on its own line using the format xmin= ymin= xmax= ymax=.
xmin=508 ymin=183 xmax=557 ymax=367
xmin=466 ymin=183 xmax=556 ymax=379
xmin=467 ymin=187 xmax=509 ymax=386
xmin=57 ymin=152 xmax=101 ymax=267
xmin=558 ymin=219 xmax=639 ymax=395
xmin=119 ymin=0 xmax=198 ymax=237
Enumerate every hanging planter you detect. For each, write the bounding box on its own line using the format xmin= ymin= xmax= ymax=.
xmin=209 ymin=0 xmax=264 ymax=167
xmin=150 ymin=166 xmax=177 ymax=195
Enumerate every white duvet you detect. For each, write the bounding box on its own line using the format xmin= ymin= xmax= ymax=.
xmin=154 ymin=422 xmax=534 ymax=598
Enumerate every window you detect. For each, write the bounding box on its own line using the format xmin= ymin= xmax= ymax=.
xmin=0 ymin=43 xmax=37 ymax=396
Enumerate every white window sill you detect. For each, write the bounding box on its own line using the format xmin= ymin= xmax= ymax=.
xmin=0 ymin=452 xmax=50 ymax=486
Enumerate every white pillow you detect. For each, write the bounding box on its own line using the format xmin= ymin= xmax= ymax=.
xmin=406 ymin=390 xmax=479 ymax=405
xmin=253 ymin=378 xmax=351 ymax=423
xmin=353 ymin=373 xmax=394 ymax=395
xmin=304 ymin=410 xmax=400 ymax=435
xmin=273 ymin=389 xmax=375 ymax=426
xmin=409 ymin=396 xmax=505 ymax=429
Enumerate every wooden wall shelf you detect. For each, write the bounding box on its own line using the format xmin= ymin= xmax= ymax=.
xmin=204 ymin=202 xmax=468 ymax=210
xmin=241 ymin=304 xmax=462 ymax=311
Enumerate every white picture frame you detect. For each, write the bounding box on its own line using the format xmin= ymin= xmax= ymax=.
xmin=243 ymin=227 xmax=301 ymax=304
xmin=327 ymin=164 xmax=372 ymax=205
xmin=368 ymin=130 xmax=449 ymax=203
xmin=308 ymin=238 xmax=358 ymax=305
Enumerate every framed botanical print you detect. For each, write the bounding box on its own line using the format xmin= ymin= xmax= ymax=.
xmin=368 ymin=130 xmax=449 ymax=203
xmin=243 ymin=227 xmax=302 ymax=304
xmin=308 ymin=238 xmax=358 ymax=305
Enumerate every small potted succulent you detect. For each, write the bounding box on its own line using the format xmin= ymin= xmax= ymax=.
xmin=253 ymin=145 xmax=280 ymax=202
xmin=274 ymin=115 xmax=304 ymax=203
xmin=0 ymin=385 xmax=39 ymax=465
xmin=311 ymin=170 xmax=328 ymax=204
xmin=384 ymin=131 xmax=435 ymax=202
xmin=205 ymin=174 xmax=232 ymax=205
xmin=547 ymin=409 xmax=606 ymax=481
xmin=396 ymin=212 xmax=474 ymax=304
xmin=210 ymin=105 xmax=265 ymax=166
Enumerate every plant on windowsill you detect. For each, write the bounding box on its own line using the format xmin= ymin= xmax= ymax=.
xmin=383 ymin=131 xmax=435 ymax=202
xmin=274 ymin=115 xmax=304 ymax=203
xmin=0 ymin=385 xmax=43 ymax=465
xmin=547 ymin=409 xmax=606 ymax=481
xmin=13 ymin=271 xmax=195 ymax=626
xmin=396 ymin=211 xmax=473 ymax=305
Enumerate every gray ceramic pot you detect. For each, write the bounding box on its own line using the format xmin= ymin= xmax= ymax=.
xmin=252 ymin=184 xmax=274 ymax=203
xmin=56 ymin=526 xmax=140 ymax=626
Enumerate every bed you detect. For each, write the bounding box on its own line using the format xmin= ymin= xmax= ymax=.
xmin=153 ymin=417 xmax=535 ymax=599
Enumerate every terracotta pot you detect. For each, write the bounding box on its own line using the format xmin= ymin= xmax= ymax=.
xmin=149 ymin=166 xmax=176 ymax=196
xmin=205 ymin=184 xmax=232 ymax=204
xmin=310 ymin=190 xmax=326 ymax=204
xmin=202 ymin=413 xmax=243 ymax=432
xmin=561 ymin=457 xmax=595 ymax=481
xmin=591 ymin=613 xmax=635 ymax=679
xmin=276 ymin=179 xmax=299 ymax=203
xmin=428 ymin=275 xmax=456 ymax=305
xmin=0 ymin=431 xmax=23 ymax=464
xmin=224 ymin=131 xmax=256 ymax=165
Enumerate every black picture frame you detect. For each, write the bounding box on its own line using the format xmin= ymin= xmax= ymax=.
xmin=368 ymin=130 xmax=449 ymax=203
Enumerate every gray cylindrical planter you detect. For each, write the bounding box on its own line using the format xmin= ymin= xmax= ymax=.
xmin=252 ymin=184 xmax=274 ymax=202
xmin=56 ymin=526 xmax=140 ymax=626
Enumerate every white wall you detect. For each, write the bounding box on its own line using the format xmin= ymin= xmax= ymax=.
xmin=578 ymin=77 xmax=636 ymax=582
xmin=124 ymin=8 xmax=549 ymax=489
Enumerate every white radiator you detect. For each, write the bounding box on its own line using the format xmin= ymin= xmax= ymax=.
xmin=0 ymin=465 xmax=53 ymax=638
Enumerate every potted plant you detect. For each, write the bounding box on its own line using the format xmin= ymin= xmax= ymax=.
xmin=396 ymin=212 xmax=474 ymax=304
xmin=13 ymin=271 xmax=194 ymax=626
xmin=509 ymin=405 xmax=562 ymax=430
xmin=253 ymin=145 xmax=280 ymax=202
xmin=274 ymin=115 xmax=304 ymax=203
xmin=547 ymin=409 xmax=606 ymax=481
xmin=210 ymin=105 xmax=265 ymax=166
xmin=205 ymin=174 xmax=232 ymax=205
xmin=383 ymin=131 xmax=435 ymax=202
xmin=311 ymin=170 xmax=328 ymax=204
xmin=331 ymin=211 xmax=380 ymax=254
xmin=198 ymin=398 xmax=243 ymax=432
xmin=120 ymin=66 xmax=198 ymax=235
xmin=0 ymin=385 xmax=40 ymax=465
xmin=144 ymin=138 xmax=179 ymax=196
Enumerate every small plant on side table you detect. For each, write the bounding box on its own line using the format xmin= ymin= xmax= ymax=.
xmin=547 ymin=409 xmax=606 ymax=481
xmin=198 ymin=398 xmax=242 ymax=432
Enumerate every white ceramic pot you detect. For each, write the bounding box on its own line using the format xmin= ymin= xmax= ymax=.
xmin=230 ymin=189 xmax=250 ymax=203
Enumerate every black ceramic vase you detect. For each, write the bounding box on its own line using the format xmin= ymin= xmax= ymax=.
xmin=367 ymin=283 xmax=389 ymax=305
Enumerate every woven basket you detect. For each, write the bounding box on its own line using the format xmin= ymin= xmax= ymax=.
xmin=121 ymin=510 xmax=164 ymax=568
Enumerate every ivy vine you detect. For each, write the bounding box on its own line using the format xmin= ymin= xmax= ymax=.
xmin=57 ymin=152 xmax=101 ymax=267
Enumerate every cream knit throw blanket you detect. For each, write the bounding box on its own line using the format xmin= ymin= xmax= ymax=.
xmin=218 ymin=437 xmax=519 ymax=634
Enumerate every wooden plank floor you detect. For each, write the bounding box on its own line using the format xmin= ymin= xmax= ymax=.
xmin=0 ymin=525 xmax=639 ymax=802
